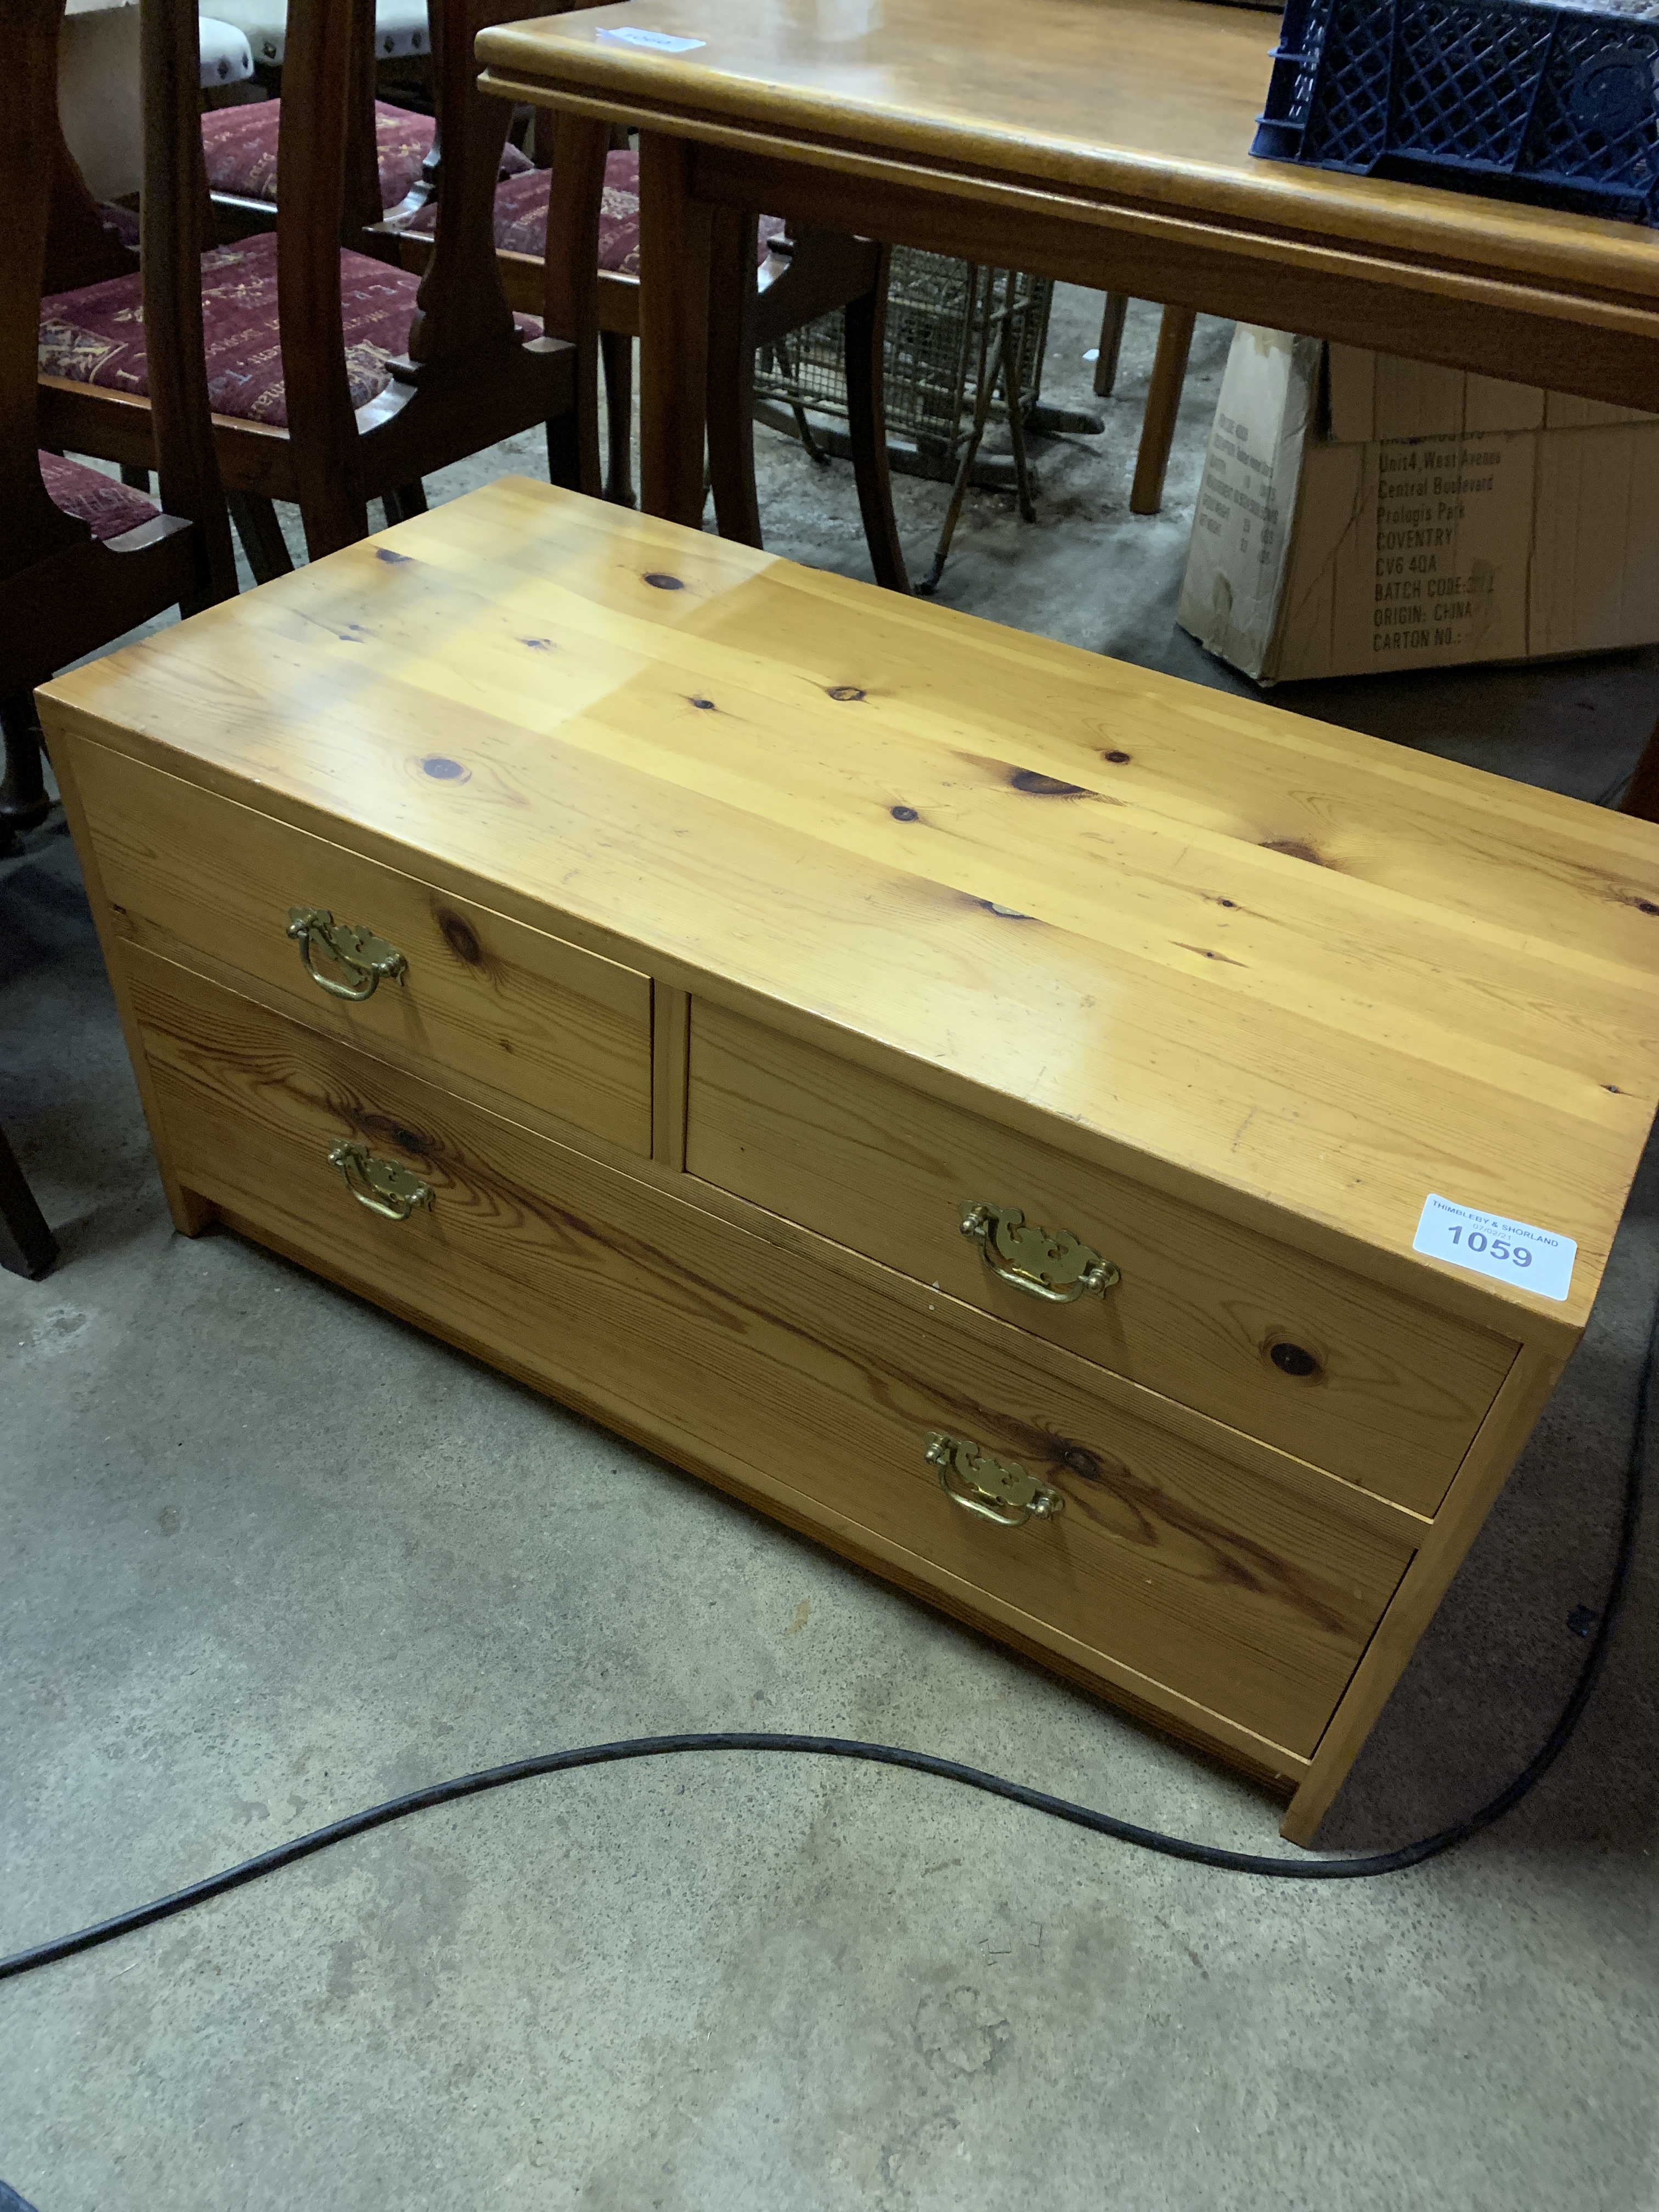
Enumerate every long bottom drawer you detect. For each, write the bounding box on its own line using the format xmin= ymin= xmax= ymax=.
xmin=127 ymin=946 xmax=1416 ymax=1775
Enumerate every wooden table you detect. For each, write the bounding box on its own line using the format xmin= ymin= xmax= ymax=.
xmin=479 ymin=0 xmax=1659 ymax=538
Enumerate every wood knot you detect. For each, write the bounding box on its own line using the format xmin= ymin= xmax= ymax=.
xmin=358 ymin=1111 xmax=431 ymax=1159
xmin=1011 ymin=769 xmax=1086 ymax=797
xmin=1268 ymin=1340 xmax=1322 ymax=1380
xmin=643 ymin=572 xmax=684 ymax=591
xmin=436 ymin=909 xmax=485 ymax=967
xmin=1260 ymin=838 xmax=1330 ymax=867
xmin=1058 ymin=1444 xmax=1106 ymax=1482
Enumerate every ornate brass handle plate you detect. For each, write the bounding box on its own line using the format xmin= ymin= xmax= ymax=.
xmin=287 ymin=906 xmax=408 ymax=1001
xmin=959 ymin=1201 xmax=1119 ymax=1303
xmin=926 ymin=1431 xmax=1064 ymax=1528
xmin=329 ymin=1138 xmax=433 ymax=1221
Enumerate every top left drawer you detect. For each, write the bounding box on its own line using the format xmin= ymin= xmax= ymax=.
xmin=67 ymin=740 xmax=654 ymax=1158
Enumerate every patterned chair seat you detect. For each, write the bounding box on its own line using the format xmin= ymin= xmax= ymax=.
xmin=38 ymin=452 xmax=160 ymax=541
xmin=40 ymin=233 xmax=432 ymax=429
xmin=401 ymin=150 xmax=784 ymax=278
xmin=202 ymin=97 xmax=531 ymax=213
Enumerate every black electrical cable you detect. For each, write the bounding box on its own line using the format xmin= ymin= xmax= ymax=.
xmin=3 ymin=1283 xmax=1651 ymax=1984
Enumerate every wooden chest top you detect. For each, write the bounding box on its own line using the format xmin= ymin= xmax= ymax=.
xmin=42 ymin=477 xmax=1659 ymax=1335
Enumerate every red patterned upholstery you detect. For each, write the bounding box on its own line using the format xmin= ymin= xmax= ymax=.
xmin=403 ymin=149 xmax=784 ymax=277
xmin=201 ymin=98 xmax=532 ymax=212
xmin=40 ymin=233 xmax=425 ymax=429
xmin=37 ymin=452 xmax=159 ymax=541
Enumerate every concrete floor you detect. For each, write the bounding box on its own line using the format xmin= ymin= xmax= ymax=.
xmin=3 ymin=289 xmax=1658 ymax=2211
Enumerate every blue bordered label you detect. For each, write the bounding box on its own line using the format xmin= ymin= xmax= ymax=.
xmin=1412 ymin=1193 xmax=1575 ymax=1301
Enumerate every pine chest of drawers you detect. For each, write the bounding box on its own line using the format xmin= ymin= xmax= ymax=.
xmin=39 ymin=479 xmax=1659 ymax=1842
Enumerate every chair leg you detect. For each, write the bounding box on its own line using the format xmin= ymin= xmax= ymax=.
xmin=1620 ymin=714 xmax=1659 ymax=821
xmin=706 ymin=204 xmax=764 ymax=548
xmin=1093 ymin=295 xmax=1129 ymax=398
xmin=601 ymin=331 xmax=636 ymax=507
xmin=1129 ymin=303 xmax=1197 ymax=517
xmin=0 ymin=693 xmax=52 ymax=852
xmin=0 ymin=1126 xmax=57 ymax=1280
xmin=843 ymin=248 xmax=909 ymax=595
xmin=228 ymin=493 xmax=295 ymax=584
xmin=381 ymin=482 xmax=428 ymax=527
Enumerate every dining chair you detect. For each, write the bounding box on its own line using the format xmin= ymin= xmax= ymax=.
xmin=390 ymin=138 xmax=907 ymax=583
xmin=7 ymin=0 xmax=235 ymax=854
xmin=37 ymin=0 xmax=600 ymax=567
xmin=4 ymin=0 xmax=239 ymax=1274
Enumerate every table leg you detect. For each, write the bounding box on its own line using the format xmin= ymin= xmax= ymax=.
xmin=638 ymin=131 xmax=713 ymax=526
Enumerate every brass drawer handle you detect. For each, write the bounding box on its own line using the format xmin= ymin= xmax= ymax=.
xmin=926 ymin=1431 xmax=1064 ymax=1528
xmin=287 ymin=906 xmax=408 ymax=1001
xmin=329 ymin=1138 xmax=433 ymax=1221
xmin=959 ymin=1201 xmax=1119 ymax=1304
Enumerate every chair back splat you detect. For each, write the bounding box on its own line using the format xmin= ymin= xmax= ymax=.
xmin=272 ymin=0 xmax=597 ymax=552
xmin=391 ymin=0 xmax=612 ymax=493
xmin=403 ymin=0 xmax=523 ymax=373
xmin=1 ymin=4 xmax=91 ymax=582
xmin=273 ymin=0 xmax=371 ymax=548
xmin=140 ymin=0 xmax=239 ymax=587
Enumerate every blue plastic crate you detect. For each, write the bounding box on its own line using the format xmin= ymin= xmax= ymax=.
xmin=1253 ymin=0 xmax=1659 ymax=223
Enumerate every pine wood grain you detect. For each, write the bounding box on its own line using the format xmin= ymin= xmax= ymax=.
xmin=126 ymin=943 xmax=1415 ymax=1763
xmin=72 ymin=736 xmax=654 ymax=1158
xmin=686 ymin=1000 xmax=1514 ymax=1516
xmin=40 ymin=482 xmax=1659 ymax=1346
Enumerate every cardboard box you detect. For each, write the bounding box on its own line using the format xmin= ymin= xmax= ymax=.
xmin=1177 ymin=325 xmax=1659 ymax=684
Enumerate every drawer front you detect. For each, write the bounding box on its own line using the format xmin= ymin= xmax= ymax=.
xmin=685 ymin=1002 xmax=1514 ymax=1516
xmin=129 ymin=948 xmax=1415 ymax=1764
xmin=73 ymin=737 xmax=653 ymax=1156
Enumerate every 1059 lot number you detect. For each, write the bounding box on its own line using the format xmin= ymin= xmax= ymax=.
xmin=1446 ymin=1227 xmax=1531 ymax=1269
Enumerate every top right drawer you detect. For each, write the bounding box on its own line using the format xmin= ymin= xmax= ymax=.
xmin=685 ymin=1003 xmax=1515 ymax=1517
